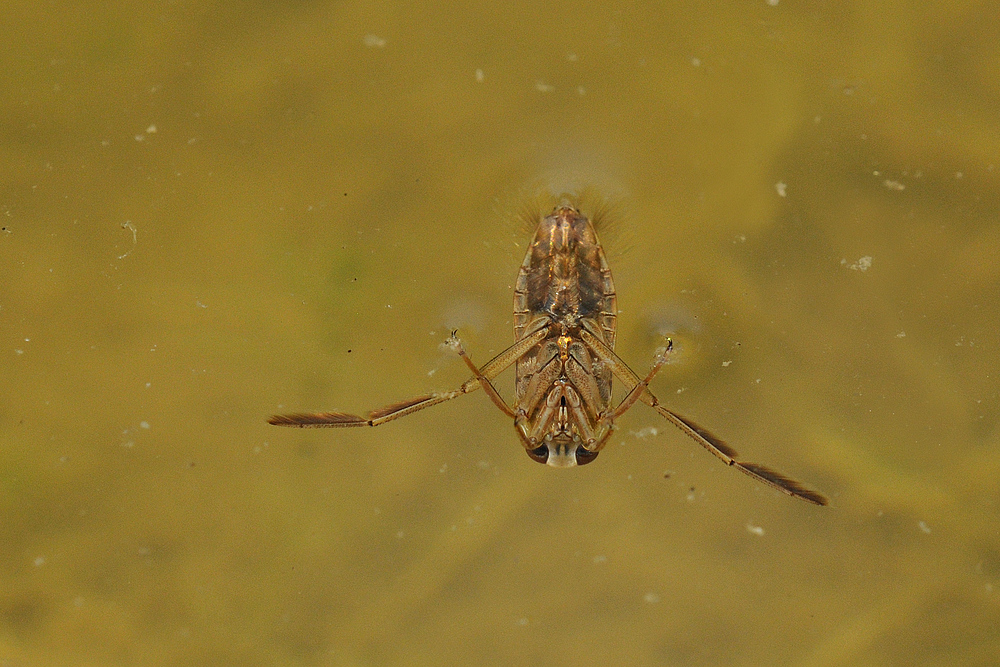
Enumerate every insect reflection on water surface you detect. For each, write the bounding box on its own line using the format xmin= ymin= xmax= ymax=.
xmin=269 ymin=200 xmax=828 ymax=506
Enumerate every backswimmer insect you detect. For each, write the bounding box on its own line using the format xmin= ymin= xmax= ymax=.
xmin=269 ymin=201 xmax=828 ymax=505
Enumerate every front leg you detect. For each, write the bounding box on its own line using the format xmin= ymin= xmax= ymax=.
xmin=603 ymin=339 xmax=673 ymax=424
xmin=447 ymin=330 xmax=517 ymax=418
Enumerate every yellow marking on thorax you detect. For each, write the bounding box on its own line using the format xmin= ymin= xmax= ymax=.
xmin=557 ymin=334 xmax=571 ymax=362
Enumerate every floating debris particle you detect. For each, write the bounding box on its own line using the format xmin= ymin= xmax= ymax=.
xmin=842 ymin=256 xmax=872 ymax=272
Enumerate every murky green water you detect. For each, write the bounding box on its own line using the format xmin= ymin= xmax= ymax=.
xmin=2 ymin=1 xmax=998 ymax=664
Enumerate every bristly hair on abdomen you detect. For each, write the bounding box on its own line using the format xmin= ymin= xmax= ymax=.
xmin=506 ymin=187 xmax=632 ymax=264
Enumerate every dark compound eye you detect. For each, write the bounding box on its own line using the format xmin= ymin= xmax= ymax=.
xmin=575 ymin=448 xmax=599 ymax=465
xmin=527 ymin=445 xmax=549 ymax=464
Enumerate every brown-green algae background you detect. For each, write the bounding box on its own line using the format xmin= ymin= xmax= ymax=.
xmin=2 ymin=1 xmax=998 ymax=665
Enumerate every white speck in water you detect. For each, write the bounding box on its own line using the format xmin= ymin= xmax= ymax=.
xmin=593 ymin=555 xmax=607 ymax=564
xmin=883 ymin=179 xmax=905 ymax=191
xmin=475 ymin=68 xmax=484 ymax=83
xmin=896 ymin=331 xmax=906 ymax=338
xmin=535 ymin=81 xmax=554 ymax=93
xmin=439 ymin=463 xmax=448 ymax=474
xmin=722 ymin=360 xmax=732 ymax=367
xmin=844 ymin=256 xmax=873 ymax=271
xmin=918 ymin=521 xmax=931 ymax=534
xmin=632 ymin=426 xmax=658 ymax=439
xmin=146 ymin=124 xmax=157 ymax=134
xmin=516 ymin=617 xmax=529 ymax=626
xmin=767 ymin=0 xmax=779 ymax=6
xmin=363 ymin=34 xmax=386 ymax=48
xmin=34 ymin=556 xmax=46 ymax=567
xmin=140 ymin=421 xmax=150 ymax=429
xmin=746 ymin=523 xmax=765 ymax=536
xmin=691 ymin=57 xmax=701 ymax=67
xmin=395 ymin=530 xmax=404 ymax=539
xmin=644 ymin=592 xmax=661 ymax=604
xmin=775 ymin=181 xmax=787 ymax=197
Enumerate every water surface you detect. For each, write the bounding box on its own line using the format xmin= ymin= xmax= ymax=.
xmin=2 ymin=1 xmax=998 ymax=664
